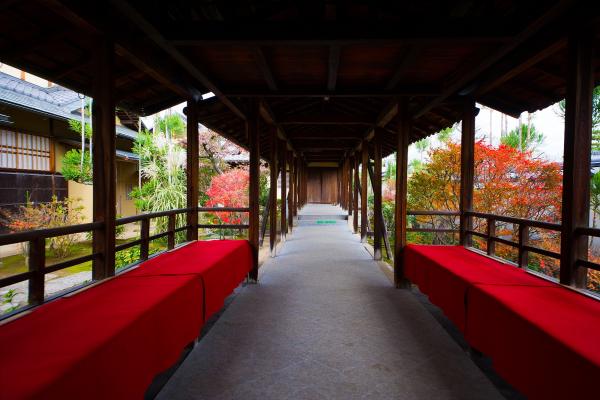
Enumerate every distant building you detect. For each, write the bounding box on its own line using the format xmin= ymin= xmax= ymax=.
xmin=0 ymin=66 xmax=140 ymax=222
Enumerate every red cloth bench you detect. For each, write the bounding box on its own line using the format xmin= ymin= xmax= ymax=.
xmin=403 ymin=245 xmax=553 ymax=331
xmin=0 ymin=275 xmax=203 ymax=399
xmin=0 ymin=239 xmax=252 ymax=399
xmin=404 ymin=244 xmax=600 ymax=400
xmin=125 ymin=240 xmax=253 ymax=321
xmin=466 ymin=284 xmax=600 ymax=400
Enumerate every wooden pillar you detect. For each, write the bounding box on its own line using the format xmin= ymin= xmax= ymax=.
xmin=360 ymin=143 xmax=369 ymax=242
xmin=353 ymin=153 xmax=359 ymax=233
xmin=248 ymin=102 xmax=260 ymax=280
xmin=459 ymin=99 xmax=476 ymax=247
xmin=269 ymin=128 xmax=278 ymax=256
xmin=288 ymin=151 xmax=294 ymax=232
xmin=373 ymin=132 xmax=383 ymax=260
xmin=185 ymin=100 xmax=199 ymax=242
xmin=280 ymin=140 xmax=287 ymax=240
xmin=92 ymin=35 xmax=116 ymax=280
xmin=348 ymin=158 xmax=353 ymax=216
xmin=394 ymin=100 xmax=410 ymax=287
xmin=560 ymin=28 xmax=594 ymax=287
xmin=293 ymin=156 xmax=299 ymax=215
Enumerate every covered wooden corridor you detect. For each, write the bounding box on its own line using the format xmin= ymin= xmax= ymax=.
xmin=1 ymin=1 xmax=599 ymax=399
xmin=157 ymin=204 xmax=503 ymax=400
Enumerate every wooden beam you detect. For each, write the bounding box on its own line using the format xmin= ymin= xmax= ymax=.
xmin=185 ymin=101 xmax=199 ymax=241
xmin=253 ymin=46 xmax=278 ymax=91
xmin=414 ymin=1 xmax=576 ymax=118
xmin=394 ymin=100 xmax=410 ymax=287
xmin=279 ymin=114 xmax=374 ymax=125
xmin=111 ymin=0 xmax=246 ymax=120
xmin=269 ymin=127 xmax=278 ymax=256
xmin=166 ymin=20 xmax=515 ymax=46
xmin=92 ymin=34 xmax=116 ymax=280
xmin=385 ymin=47 xmax=418 ymax=91
xmin=459 ymin=99 xmax=476 ymax=247
xmin=353 ymin=154 xmax=359 ymax=233
xmin=560 ymin=28 xmax=594 ymax=288
xmin=327 ymin=45 xmax=341 ymax=91
xmin=248 ymin=101 xmax=260 ymax=280
xmin=373 ymin=133 xmax=383 ymax=260
xmin=361 ymin=143 xmax=368 ymax=242
xmin=222 ymin=86 xmax=439 ymax=97
xmin=348 ymin=157 xmax=353 ymax=216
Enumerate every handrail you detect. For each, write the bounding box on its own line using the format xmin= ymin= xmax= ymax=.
xmin=0 ymin=206 xmax=251 ymax=317
xmin=0 ymin=222 xmax=103 ymax=246
xmin=466 ymin=211 xmax=561 ymax=231
xmin=408 ymin=210 xmax=460 ymax=216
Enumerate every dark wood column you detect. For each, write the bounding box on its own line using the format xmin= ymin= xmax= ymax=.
xmin=459 ymin=99 xmax=476 ymax=247
xmin=288 ymin=151 xmax=294 ymax=232
xmin=373 ymin=133 xmax=383 ymax=260
xmin=185 ymin=100 xmax=199 ymax=241
xmin=248 ymin=102 xmax=260 ymax=280
xmin=280 ymin=140 xmax=287 ymax=240
xmin=560 ymin=28 xmax=594 ymax=287
xmin=361 ymin=142 xmax=369 ymax=242
xmin=92 ymin=35 xmax=116 ymax=280
xmin=394 ymin=101 xmax=410 ymax=287
xmin=293 ymin=156 xmax=299 ymax=215
xmin=346 ymin=157 xmax=354 ymax=215
xmin=269 ymin=128 xmax=278 ymax=256
xmin=353 ymin=153 xmax=359 ymax=233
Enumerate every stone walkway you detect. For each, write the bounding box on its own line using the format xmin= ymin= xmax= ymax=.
xmin=157 ymin=204 xmax=503 ymax=399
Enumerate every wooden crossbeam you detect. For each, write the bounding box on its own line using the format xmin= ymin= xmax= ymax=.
xmin=252 ymin=46 xmax=278 ymax=91
xmin=327 ymin=45 xmax=341 ymax=91
xmin=111 ymin=0 xmax=247 ymax=120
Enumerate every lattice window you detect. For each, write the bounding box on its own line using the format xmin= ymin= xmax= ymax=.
xmin=0 ymin=129 xmax=52 ymax=171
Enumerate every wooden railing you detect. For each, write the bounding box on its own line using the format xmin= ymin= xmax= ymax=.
xmin=0 ymin=206 xmax=249 ymax=317
xmin=465 ymin=211 xmax=561 ymax=269
xmin=407 ymin=210 xmax=460 ymax=235
xmin=574 ymin=227 xmax=600 ymax=272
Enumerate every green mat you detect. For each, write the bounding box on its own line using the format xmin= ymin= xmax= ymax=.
xmin=316 ymin=220 xmax=337 ymax=224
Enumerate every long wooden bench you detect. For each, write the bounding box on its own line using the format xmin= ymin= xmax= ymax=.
xmin=0 ymin=240 xmax=252 ymax=399
xmin=404 ymin=244 xmax=600 ymax=400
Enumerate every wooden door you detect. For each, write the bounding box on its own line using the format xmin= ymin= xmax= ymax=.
xmin=307 ymin=167 xmax=338 ymax=203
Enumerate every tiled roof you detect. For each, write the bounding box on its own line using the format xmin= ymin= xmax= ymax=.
xmin=0 ymin=71 xmax=137 ymax=140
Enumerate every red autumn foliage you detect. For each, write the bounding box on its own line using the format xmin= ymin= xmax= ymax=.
xmin=205 ymin=168 xmax=249 ymax=224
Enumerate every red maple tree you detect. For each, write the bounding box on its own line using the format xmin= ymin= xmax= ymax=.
xmin=205 ymin=168 xmax=249 ymax=224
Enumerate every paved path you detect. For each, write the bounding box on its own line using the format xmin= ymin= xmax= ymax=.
xmin=157 ymin=205 xmax=503 ymax=399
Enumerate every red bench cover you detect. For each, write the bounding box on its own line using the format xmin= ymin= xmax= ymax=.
xmin=466 ymin=285 xmax=600 ymax=400
xmin=403 ymin=245 xmax=552 ymax=331
xmin=0 ymin=275 xmax=203 ymax=399
xmin=125 ymin=240 xmax=253 ymax=321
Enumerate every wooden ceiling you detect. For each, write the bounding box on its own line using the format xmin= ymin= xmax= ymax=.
xmin=0 ymin=1 xmax=599 ymax=163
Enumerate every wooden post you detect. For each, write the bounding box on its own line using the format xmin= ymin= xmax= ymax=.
xmin=28 ymin=237 xmax=45 ymax=305
xmin=353 ymin=154 xmax=359 ymax=233
xmin=394 ymin=101 xmax=410 ymax=287
xmin=293 ymin=156 xmax=299 ymax=215
xmin=373 ymin=131 xmax=383 ymax=260
xmin=560 ymin=28 xmax=594 ymax=287
xmin=92 ymin=35 xmax=116 ymax=280
xmin=459 ymin=99 xmax=476 ymax=247
xmin=185 ymin=100 xmax=199 ymax=241
xmin=288 ymin=151 xmax=294 ymax=232
xmin=168 ymin=214 xmax=176 ymax=250
xmin=518 ymin=224 xmax=529 ymax=269
xmin=486 ymin=217 xmax=496 ymax=256
xmin=140 ymin=218 xmax=149 ymax=261
xmin=269 ymin=128 xmax=278 ymax=256
xmin=348 ymin=157 xmax=353 ymax=216
xmin=248 ymin=102 xmax=260 ymax=281
xmin=361 ymin=143 xmax=369 ymax=242
xmin=280 ymin=140 xmax=287 ymax=240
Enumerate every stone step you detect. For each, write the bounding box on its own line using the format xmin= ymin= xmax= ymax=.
xmin=298 ymin=214 xmax=348 ymax=221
